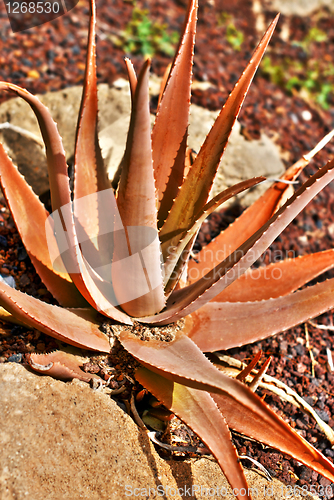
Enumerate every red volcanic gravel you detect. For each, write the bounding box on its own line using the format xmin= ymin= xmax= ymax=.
xmin=1 ymin=0 xmax=334 ymax=493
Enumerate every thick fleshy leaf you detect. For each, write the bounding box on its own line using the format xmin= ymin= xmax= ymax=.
xmin=140 ymin=156 xmax=334 ymax=324
xmin=0 ymin=83 xmax=71 ymax=214
xmin=188 ymin=158 xmax=306 ymax=282
xmin=0 ymin=281 xmax=110 ymax=352
xmin=157 ymin=62 xmax=172 ymax=112
xmin=164 ymin=235 xmax=197 ymax=298
xmin=0 ymin=83 xmax=101 ymax=309
xmin=187 ymin=129 xmax=334 ymax=282
xmin=124 ymin=58 xmax=137 ymax=99
xmin=74 ymin=0 xmax=109 ymax=201
xmin=187 ymin=278 xmax=334 ymax=351
xmin=27 ymin=351 xmax=97 ymax=382
xmin=0 ymin=144 xmax=85 ymax=307
xmin=159 ymin=16 xmax=278 ymax=249
xmin=136 ymin=367 xmax=250 ymax=500
xmin=119 ymin=328 xmax=285 ymax=413
xmin=0 ymin=306 xmax=26 ymax=325
xmin=73 ymin=0 xmax=111 ymax=271
xmin=209 ymin=249 xmax=334 ymax=302
xmin=115 ymin=60 xmax=165 ymax=317
xmin=211 ymin=391 xmax=334 ymax=483
xmin=236 ymin=351 xmax=262 ymax=382
xmin=0 ymin=84 xmax=132 ymax=323
xmin=120 ymin=328 xmax=334 ymax=483
xmin=0 ymin=83 xmax=85 ymax=289
xmin=152 ymin=0 xmax=198 ymax=212
xmin=161 ymin=177 xmax=265 ymax=285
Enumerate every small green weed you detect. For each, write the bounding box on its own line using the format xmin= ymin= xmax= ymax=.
xmin=217 ymin=12 xmax=244 ymax=51
xmin=116 ymin=3 xmax=179 ymax=57
xmin=260 ymin=22 xmax=334 ymax=109
xmin=226 ymin=23 xmax=244 ymax=51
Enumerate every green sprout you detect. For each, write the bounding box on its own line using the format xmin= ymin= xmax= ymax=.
xmin=116 ymin=4 xmax=179 ymax=58
xmin=217 ymin=12 xmax=244 ymax=51
xmin=260 ymin=22 xmax=333 ymax=110
xmin=226 ymin=23 xmax=244 ymax=51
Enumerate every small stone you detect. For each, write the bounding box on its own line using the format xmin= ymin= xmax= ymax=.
xmin=320 ymin=477 xmax=332 ymax=487
xmin=27 ymin=70 xmax=40 ymax=79
xmin=0 ymin=274 xmax=16 ymax=288
xmin=304 ymin=395 xmax=317 ymax=407
xmin=299 ymin=466 xmax=312 ymax=481
xmin=17 ymin=246 xmax=28 ymax=261
xmin=19 ymin=274 xmax=31 ymax=287
xmin=7 ymin=353 xmax=22 ymax=363
xmin=279 ymin=340 xmax=288 ymax=354
xmin=0 ymin=235 xmax=7 ymax=247
xmin=295 ymin=343 xmax=305 ymax=356
xmin=301 ymin=110 xmax=312 ymax=121
xmin=316 ymin=410 xmax=330 ymax=423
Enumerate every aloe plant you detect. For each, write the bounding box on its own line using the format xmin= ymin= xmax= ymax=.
xmin=1 ymin=0 xmax=334 ymax=496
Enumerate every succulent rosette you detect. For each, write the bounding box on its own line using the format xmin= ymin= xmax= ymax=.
xmin=1 ymin=1 xmax=334 ymax=496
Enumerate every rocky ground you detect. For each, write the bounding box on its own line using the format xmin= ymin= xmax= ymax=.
xmin=1 ymin=0 xmax=334 ymax=496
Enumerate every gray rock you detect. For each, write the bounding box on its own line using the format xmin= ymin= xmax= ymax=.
xmin=0 ymin=274 xmax=15 ymax=288
xmin=0 ymin=122 xmax=49 ymax=196
xmin=265 ymin=0 xmax=334 ymax=16
xmin=100 ymin=82 xmax=284 ymax=205
xmin=0 ymin=79 xmax=284 ymax=208
xmin=0 ymin=363 xmax=310 ymax=500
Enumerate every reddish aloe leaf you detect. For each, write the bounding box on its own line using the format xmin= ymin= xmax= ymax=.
xmin=0 ymin=82 xmax=71 ymax=214
xmin=163 ymin=235 xmax=197 ymax=298
xmin=0 ymin=281 xmax=110 ymax=352
xmin=157 ymin=131 xmax=188 ymax=228
xmin=156 ymin=62 xmax=172 ymax=110
xmin=125 ymin=58 xmax=137 ymax=99
xmin=0 ymin=307 xmax=26 ymax=326
xmin=187 ymin=158 xmax=306 ymax=282
xmin=27 ymin=351 xmax=96 ymax=382
xmin=119 ymin=328 xmax=281 ymax=413
xmin=0 ymin=83 xmax=100 ymax=310
xmin=159 ymin=16 xmax=278 ymax=249
xmin=211 ymin=391 xmax=334 ymax=483
xmin=187 ymin=278 xmax=334 ymax=351
xmin=161 ymin=177 xmax=265 ymax=285
xmin=187 ymin=128 xmax=334 ymax=283
xmin=0 ymin=84 xmax=132 ymax=323
xmin=74 ymin=244 xmax=133 ymax=324
xmin=141 ymin=156 xmax=334 ymax=325
xmin=0 ymin=83 xmax=86 ymax=293
xmin=115 ymin=60 xmax=165 ymax=317
xmin=74 ymin=0 xmax=109 ymax=201
xmin=152 ymin=0 xmax=198 ymax=212
xmin=73 ymin=0 xmax=114 ymax=284
xmin=0 ymin=144 xmax=85 ymax=307
xmin=209 ymin=249 xmax=334 ymax=302
xmin=136 ymin=367 xmax=250 ymax=500
xmin=121 ymin=329 xmax=334 ymax=483
xmin=236 ymin=351 xmax=262 ymax=382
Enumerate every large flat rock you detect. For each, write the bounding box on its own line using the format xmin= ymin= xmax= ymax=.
xmin=0 ymin=363 xmax=310 ymax=500
xmin=265 ymin=0 xmax=334 ymax=16
xmin=0 ymin=80 xmax=284 ymax=207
